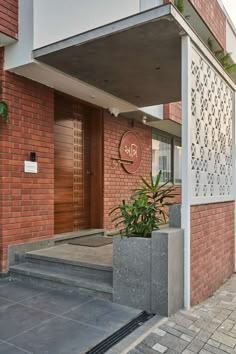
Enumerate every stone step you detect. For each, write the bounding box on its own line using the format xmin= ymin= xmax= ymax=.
xmin=10 ymin=262 xmax=113 ymax=300
xmin=25 ymin=251 xmax=113 ymax=285
xmin=54 ymin=229 xmax=106 ymax=245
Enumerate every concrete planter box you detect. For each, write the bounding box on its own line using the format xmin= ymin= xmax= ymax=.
xmin=113 ymin=228 xmax=184 ymax=316
xmin=113 ymin=236 xmax=152 ymax=312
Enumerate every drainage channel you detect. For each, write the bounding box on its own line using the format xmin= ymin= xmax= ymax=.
xmin=85 ymin=311 xmax=154 ymax=354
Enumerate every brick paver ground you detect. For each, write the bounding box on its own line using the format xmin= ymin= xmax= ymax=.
xmin=128 ymin=274 xmax=236 ymax=354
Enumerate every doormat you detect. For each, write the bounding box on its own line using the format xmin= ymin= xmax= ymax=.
xmin=68 ymin=236 xmax=113 ymax=247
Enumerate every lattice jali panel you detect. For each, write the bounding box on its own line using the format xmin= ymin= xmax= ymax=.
xmin=190 ymin=46 xmax=234 ymax=203
xmin=73 ymin=117 xmax=84 ymax=230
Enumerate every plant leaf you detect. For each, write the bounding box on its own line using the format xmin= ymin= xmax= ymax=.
xmin=0 ymin=101 xmax=9 ymax=123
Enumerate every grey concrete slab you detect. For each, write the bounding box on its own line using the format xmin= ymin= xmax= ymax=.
xmin=0 ymin=297 xmax=14 ymax=309
xmin=0 ymin=342 xmax=32 ymax=354
xmin=0 ymin=279 xmax=13 ymax=287
xmin=34 ymin=5 xmax=181 ymax=107
xmin=63 ymin=297 xmax=141 ymax=333
xmin=20 ymin=289 xmax=94 ymax=315
xmin=9 ymin=316 xmax=107 ymax=354
xmin=0 ymin=281 xmax=49 ymax=302
xmin=28 ymin=243 xmax=113 ymax=267
xmin=0 ymin=303 xmax=55 ymax=340
xmin=8 ymin=239 xmax=54 ymax=267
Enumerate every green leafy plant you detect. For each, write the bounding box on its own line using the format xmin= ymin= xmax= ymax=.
xmin=174 ymin=0 xmax=184 ymax=14
xmin=109 ymin=171 xmax=176 ymax=238
xmin=0 ymin=101 xmax=9 ymax=123
xmin=216 ymin=51 xmax=236 ymax=75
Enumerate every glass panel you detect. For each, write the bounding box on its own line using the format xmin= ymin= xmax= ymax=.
xmin=174 ymin=141 xmax=182 ymax=184
xmin=152 ymin=133 xmax=172 ymax=183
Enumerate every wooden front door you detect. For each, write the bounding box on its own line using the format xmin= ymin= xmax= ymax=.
xmin=54 ymin=94 xmax=103 ymax=234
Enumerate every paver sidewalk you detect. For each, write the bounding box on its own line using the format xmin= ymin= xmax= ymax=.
xmin=128 ymin=274 xmax=236 ymax=354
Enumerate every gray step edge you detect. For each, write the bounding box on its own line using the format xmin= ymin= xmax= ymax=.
xmin=54 ymin=229 xmax=106 ymax=242
xmin=10 ymin=263 xmax=113 ymax=294
xmin=25 ymin=252 xmax=113 ymax=272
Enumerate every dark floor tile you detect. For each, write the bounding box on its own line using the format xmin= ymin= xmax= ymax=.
xmin=0 ymin=342 xmax=32 ymax=354
xmin=9 ymin=316 xmax=107 ymax=354
xmin=0 ymin=279 xmax=13 ymax=287
xmin=20 ymin=288 xmax=93 ymax=315
xmin=63 ymin=297 xmax=141 ymax=333
xmin=0 ymin=281 xmax=49 ymax=302
xmin=0 ymin=303 xmax=55 ymax=340
xmin=0 ymin=297 xmax=14 ymax=309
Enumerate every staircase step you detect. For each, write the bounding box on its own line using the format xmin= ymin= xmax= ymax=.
xmin=25 ymin=252 xmax=113 ymax=284
xmin=54 ymin=229 xmax=106 ymax=245
xmin=10 ymin=262 xmax=113 ymax=300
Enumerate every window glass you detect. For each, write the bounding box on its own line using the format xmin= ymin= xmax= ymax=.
xmin=152 ymin=133 xmax=172 ymax=183
xmin=152 ymin=132 xmax=182 ymax=184
xmin=174 ymin=140 xmax=182 ymax=184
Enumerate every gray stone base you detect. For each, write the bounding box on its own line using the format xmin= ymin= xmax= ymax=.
xmin=169 ymin=204 xmax=181 ymax=228
xmin=152 ymin=229 xmax=184 ymax=316
xmin=8 ymin=239 xmax=55 ymax=267
xmin=113 ymin=228 xmax=184 ymax=316
xmin=113 ymin=236 xmax=152 ymax=312
xmin=0 ymin=272 xmax=9 ymax=278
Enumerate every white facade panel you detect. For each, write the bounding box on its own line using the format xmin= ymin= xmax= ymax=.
xmin=140 ymin=0 xmax=163 ymax=11
xmin=226 ymin=21 xmax=236 ymax=63
xmin=190 ymin=44 xmax=234 ymax=204
xmin=5 ymin=0 xmax=33 ymax=70
xmin=33 ymin=0 xmax=140 ymax=49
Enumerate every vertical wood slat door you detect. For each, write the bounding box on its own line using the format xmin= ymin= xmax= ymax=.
xmin=54 ymin=94 xmax=91 ymax=234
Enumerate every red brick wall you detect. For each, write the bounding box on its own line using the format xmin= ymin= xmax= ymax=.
xmin=164 ymin=0 xmax=226 ymax=49
xmin=189 ymin=0 xmax=226 ymax=49
xmin=190 ymin=202 xmax=235 ymax=306
xmin=103 ymin=111 xmax=181 ymax=230
xmin=0 ymin=48 xmax=54 ymax=272
xmin=103 ymin=112 xmax=152 ymax=230
xmin=0 ymin=0 xmax=18 ymax=39
xmin=164 ymin=102 xmax=182 ymax=124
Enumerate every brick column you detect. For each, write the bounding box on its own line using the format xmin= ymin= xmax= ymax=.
xmin=0 ymin=48 xmax=54 ymax=272
xmin=0 ymin=0 xmax=18 ymax=39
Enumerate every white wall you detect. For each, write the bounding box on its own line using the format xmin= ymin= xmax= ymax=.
xmin=33 ymin=0 xmax=140 ymax=49
xmin=5 ymin=0 xmax=33 ymax=70
xmin=140 ymin=0 xmax=163 ymax=11
xmin=226 ymin=21 xmax=236 ymax=63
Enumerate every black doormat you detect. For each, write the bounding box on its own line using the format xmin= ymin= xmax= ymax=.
xmin=68 ymin=236 xmax=113 ymax=247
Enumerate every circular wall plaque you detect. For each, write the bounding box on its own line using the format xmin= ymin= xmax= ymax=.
xmin=119 ymin=131 xmax=142 ymax=174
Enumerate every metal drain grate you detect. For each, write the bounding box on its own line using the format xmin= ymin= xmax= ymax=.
xmin=85 ymin=311 xmax=154 ymax=354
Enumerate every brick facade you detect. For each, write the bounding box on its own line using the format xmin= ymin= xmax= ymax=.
xmin=190 ymin=202 xmax=235 ymax=306
xmin=103 ymin=112 xmax=152 ymax=230
xmin=164 ymin=102 xmax=182 ymax=124
xmin=164 ymin=0 xmax=226 ymax=49
xmin=189 ymin=0 xmax=226 ymax=49
xmin=0 ymin=0 xmax=18 ymax=39
xmin=103 ymin=111 xmax=181 ymax=231
xmin=0 ymin=48 xmax=54 ymax=272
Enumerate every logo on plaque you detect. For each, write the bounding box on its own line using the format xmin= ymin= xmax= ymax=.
xmin=119 ymin=131 xmax=142 ymax=174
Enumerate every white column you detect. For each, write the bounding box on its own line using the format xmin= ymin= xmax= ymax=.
xmin=181 ymin=35 xmax=191 ymax=309
xmin=234 ymin=92 xmax=236 ymax=271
